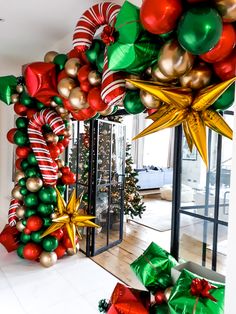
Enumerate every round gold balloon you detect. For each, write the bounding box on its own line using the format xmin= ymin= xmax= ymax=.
xmin=50 ymin=213 xmax=58 ymax=219
xmin=56 ymin=106 xmax=68 ymax=115
xmin=11 ymin=94 xmax=19 ymax=104
xmin=69 ymin=87 xmax=87 ymax=110
xmin=26 ymin=177 xmax=43 ymax=192
xmin=11 ymin=186 xmax=23 ymax=201
xmin=16 ymin=220 xmax=25 ymax=232
xmin=65 ymin=58 xmax=81 ymax=78
xmin=99 ymin=106 xmax=114 ymax=116
xmin=16 ymin=84 xmax=24 ymax=94
xmin=50 ymin=100 xmax=58 ymax=107
xmin=88 ymin=70 xmax=102 ymax=86
xmin=151 ymin=64 xmax=174 ymax=82
xmin=125 ymin=74 xmax=141 ymax=90
xmin=57 ymin=171 xmax=62 ymax=179
xmin=57 ymin=159 xmax=65 ymax=168
xmin=44 ymin=51 xmax=58 ymax=63
xmin=214 ymin=0 xmax=236 ymax=22
xmin=158 ymin=40 xmax=195 ymax=79
xmin=63 ymin=129 xmax=72 ymax=137
xmin=67 ymin=247 xmax=77 ymax=256
xmin=39 ymin=251 xmax=57 ymax=267
xmin=45 ymin=133 xmax=59 ymax=143
xmin=15 ymin=171 xmax=25 ymax=182
xmin=140 ymin=90 xmax=161 ymax=109
xmin=180 ymin=62 xmax=212 ymax=90
xmin=145 ymin=67 xmax=152 ymax=77
xmin=16 ymin=206 xmax=26 ymax=219
xmin=57 ymin=78 xmax=77 ymax=99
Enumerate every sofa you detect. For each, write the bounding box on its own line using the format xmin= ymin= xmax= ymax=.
xmin=135 ymin=167 xmax=173 ymax=190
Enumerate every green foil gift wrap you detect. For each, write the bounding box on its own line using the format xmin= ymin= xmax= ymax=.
xmin=106 ymin=1 xmax=160 ymax=74
xmin=0 ymin=75 xmax=17 ymax=105
xmin=168 ymin=269 xmax=225 ymax=314
xmin=130 ymin=242 xmax=178 ymax=293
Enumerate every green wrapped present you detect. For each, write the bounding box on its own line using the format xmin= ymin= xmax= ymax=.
xmin=168 ymin=269 xmax=225 ymax=314
xmin=150 ymin=303 xmax=170 ymax=314
xmin=106 ymin=1 xmax=160 ymax=74
xmin=130 ymin=242 xmax=178 ymax=293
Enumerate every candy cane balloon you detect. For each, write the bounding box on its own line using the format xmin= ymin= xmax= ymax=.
xmin=8 ymin=198 xmax=21 ymax=227
xmin=28 ymin=109 xmax=65 ymax=186
xmin=73 ymin=2 xmax=126 ymax=107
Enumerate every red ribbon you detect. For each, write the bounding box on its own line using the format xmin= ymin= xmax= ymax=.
xmin=190 ymin=278 xmax=217 ymax=302
xmin=101 ymin=25 xmax=116 ymax=46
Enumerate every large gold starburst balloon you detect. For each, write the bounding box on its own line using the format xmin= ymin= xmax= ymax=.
xmin=127 ymin=77 xmax=236 ymax=166
xmin=41 ymin=188 xmax=99 ymax=252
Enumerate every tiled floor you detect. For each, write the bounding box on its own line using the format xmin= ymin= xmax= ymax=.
xmin=0 ymin=245 xmax=119 ymax=314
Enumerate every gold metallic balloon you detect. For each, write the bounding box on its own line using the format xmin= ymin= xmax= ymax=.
xmin=56 ymin=106 xmax=68 ymax=115
xmin=45 ymin=133 xmax=59 ymax=143
xmin=99 ymin=106 xmax=114 ymax=116
xmin=11 ymin=186 xmax=23 ymax=201
xmin=213 ymin=0 xmax=236 ymax=22
xmin=44 ymin=51 xmax=58 ymax=63
xmin=69 ymin=87 xmax=87 ymax=110
xmin=11 ymin=94 xmax=19 ymax=104
xmin=57 ymin=171 xmax=62 ymax=179
xmin=151 ymin=64 xmax=174 ymax=82
xmin=57 ymin=78 xmax=77 ymax=99
xmin=145 ymin=66 xmax=152 ymax=77
xmin=88 ymin=70 xmax=102 ymax=86
xmin=180 ymin=62 xmax=212 ymax=90
xmin=57 ymin=159 xmax=65 ymax=168
xmin=158 ymin=40 xmax=195 ymax=78
xmin=16 ymin=84 xmax=24 ymax=93
xmin=16 ymin=206 xmax=26 ymax=219
xmin=16 ymin=220 xmax=25 ymax=232
xmin=50 ymin=213 xmax=58 ymax=219
xmin=50 ymin=100 xmax=58 ymax=108
xmin=26 ymin=177 xmax=43 ymax=192
xmin=15 ymin=171 xmax=25 ymax=182
xmin=65 ymin=58 xmax=81 ymax=78
xmin=66 ymin=247 xmax=77 ymax=256
xmin=39 ymin=251 xmax=57 ymax=267
xmin=125 ymin=74 xmax=141 ymax=90
xmin=140 ymin=90 xmax=161 ymax=109
xmin=63 ymin=129 xmax=72 ymax=137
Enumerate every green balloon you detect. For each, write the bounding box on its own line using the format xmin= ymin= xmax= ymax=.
xmin=159 ymin=31 xmax=173 ymax=40
xmin=25 ymin=208 xmax=37 ymax=218
xmin=25 ymin=167 xmax=38 ymax=178
xmin=53 ymin=96 xmax=63 ymax=106
xmin=53 ymin=54 xmax=68 ymax=70
xmin=86 ymin=39 xmax=105 ymax=64
xmin=17 ymin=244 xmax=25 ymax=258
xmin=124 ymin=91 xmax=145 ymax=114
xmin=18 ymin=178 xmax=26 ymax=187
xmin=37 ymin=203 xmax=54 ymax=216
xmin=24 ymin=193 xmax=39 ymax=207
xmin=212 ymin=84 xmax=235 ymax=111
xmin=27 ymin=153 xmax=38 ymax=166
xmin=31 ymin=230 xmax=43 ymax=243
xmin=42 ymin=236 xmax=58 ymax=252
xmin=177 ymin=7 xmax=222 ymax=55
xmin=56 ymin=185 xmax=66 ymax=195
xmin=96 ymin=51 xmax=105 ymax=73
xmin=58 ymin=135 xmax=64 ymax=141
xmin=21 ymin=160 xmax=29 ymax=170
xmin=16 ymin=117 xmax=28 ymax=129
xmin=38 ymin=187 xmax=57 ymax=204
xmin=43 ymin=217 xmax=52 ymax=227
xmin=20 ymin=187 xmax=28 ymax=196
xmin=112 ymin=106 xmax=118 ymax=114
xmin=36 ymin=102 xmax=46 ymax=110
xmin=14 ymin=130 xmax=29 ymax=146
xmin=20 ymin=91 xmax=33 ymax=107
xmin=20 ymin=233 xmax=31 ymax=243
xmin=22 ymin=219 xmax=27 ymax=226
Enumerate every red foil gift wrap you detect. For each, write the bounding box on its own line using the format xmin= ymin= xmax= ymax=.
xmin=0 ymin=224 xmax=20 ymax=252
xmin=107 ymin=283 xmax=150 ymax=314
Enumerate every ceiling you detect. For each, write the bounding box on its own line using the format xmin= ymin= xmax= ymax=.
xmin=0 ymin=0 xmax=141 ymax=75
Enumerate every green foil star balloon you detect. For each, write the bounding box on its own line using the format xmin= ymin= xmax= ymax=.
xmin=0 ymin=75 xmax=17 ymax=105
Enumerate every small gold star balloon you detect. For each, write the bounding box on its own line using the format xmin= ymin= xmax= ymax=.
xmin=126 ymin=77 xmax=236 ymax=166
xmin=41 ymin=188 xmax=99 ymax=252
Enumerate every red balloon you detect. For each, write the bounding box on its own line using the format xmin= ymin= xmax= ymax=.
xmin=154 ymin=290 xmax=166 ymax=305
xmin=61 ymin=172 xmax=76 ymax=185
xmin=27 ymin=108 xmax=38 ymax=120
xmin=213 ymin=48 xmax=236 ymax=81
xmin=80 ymin=107 xmax=97 ymax=120
xmin=57 ymin=142 xmax=65 ymax=154
xmin=15 ymin=158 xmax=23 ymax=170
xmin=14 ymin=103 xmax=28 ymax=116
xmin=7 ymin=128 xmax=17 ymax=143
xmin=54 ymin=244 xmax=66 ymax=259
xmin=77 ymin=65 xmax=91 ymax=82
xmin=16 ymin=146 xmax=31 ymax=159
xmin=80 ymin=80 xmax=92 ymax=93
xmin=48 ymin=144 xmax=61 ymax=159
xmin=61 ymin=137 xmax=70 ymax=148
xmin=72 ymin=110 xmax=87 ymax=121
xmin=24 ymin=228 xmax=31 ymax=235
xmin=62 ymin=234 xmax=78 ymax=249
xmin=88 ymin=87 xmax=109 ymax=111
xmin=51 ymin=228 xmax=64 ymax=241
xmin=63 ymin=99 xmax=76 ymax=112
xmin=61 ymin=166 xmax=71 ymax=174
xmin=147 ymin=109 xmax=158 ymax=116
xmin=23 ymin=242 xmax=42 ymax=260
xmin=26 ymin=216 xmax=43 ymax=232
xmin=67 ymin=49 xmax=80 ymax=59
xmin=140 ymin=0 xmax=182 ymax=34
xmin=200 ymin=24 xmax=236 ymax=63
xmin=57 ymin=70 xmax=68 ymax=82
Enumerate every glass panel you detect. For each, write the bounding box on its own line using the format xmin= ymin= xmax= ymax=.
xmin=95 ymin=186 xmax=109 ymax=250
xmin=109 ymin=184 xmax=121 ymax=244
xmin=217 ymin=224 xmax=228 ymax=275
xmin=179 ymin=214 xmax=213 ymax=269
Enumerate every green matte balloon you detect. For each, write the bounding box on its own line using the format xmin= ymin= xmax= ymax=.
xmin=24 ymin=193 xmax=39 ymax=207
xmin=18 ymin=178 xmax=26 ymax=187
xmin=36 ymin=102 xmax=46 ymax=110
xmin=86 ymin=39 xmax=104 ymax=64
xmin=53 ymin=54 xmax=68 ymax=70
xmin=25 ymin=208 xmax=37 ymax=218
xmin=42 ymin=236 xmax=58 ymax=252
xmin=27 ymin=153 xmax=38 ymax=166
xmin=31 ymin=230 xmax=43 ymax=243
xmin=17 ymin=244 xmax=25 ymax=258
xmin=20 ymin=233 xmax=31 ymax=243
xmin=37 ymin=203 xmax=54 ymax=216
xmin=14 ymin=131 xmax=29 ymax=146
xmin=53 ymin=96 xmax=63 ymax=106
xmin=20 ymin=91 xmax=33 ymax=106
xmin=43 ymin=217 xmax=52 ymax=227
xmin=21 ymin=160 xmax=29 ymax=171
xmin=16 ymin=117 xmax=28 ymax=129
xmin=20 ymin=187 xmax=28 ymax=196
xmin=212 ymin=84 xmax=235 ymax=111
xmin=124 ymin=91 xmax=145 ymax=114
xmin=177 ymin=7 xmax=223 ymax=55
xmin=38 ymin=187 xmax=57 ymax=204
xmin=25 ymin=168 xmax=38 ymax=178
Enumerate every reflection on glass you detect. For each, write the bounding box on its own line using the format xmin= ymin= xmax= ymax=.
xmin=95 ymin=186 xmax=109 ymax=250
xmin=217 ymin=225 xmax=228 ymax=276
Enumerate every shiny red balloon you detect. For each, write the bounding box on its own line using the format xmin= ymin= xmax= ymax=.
xmin=16 ymin=146 xmax=31 ymax=159
xmin=147 ymin=108 xmax=158 ymax=116
xmin=72 ymin=110 xmax=87 ymax=121
xmin=54 ymin=244 xmax=66 ymax=259
xmin=63 ymin=99 xmax=76 ymax=112
xmin=61 ymin=137 xmax=70 ymax=148
xmin=200 ymin=24 xmax=236 ymax=63
xmin=15 ymin=158 xmax=23 ymax=170
xmin=61 ymin=166 xmax=71 ymax=175
xmin=26 ymin=216 xmax=43 ymax=232
xmin=57 ymin=142 xmax=65 ymax=154
xmin=61 ymin=172 xmax=76 ymax=185
xmin=48 ymin=144 xmax=61 ymax=159
xmin=88 ymin=87 xmax=108 ymax=111
xmin=51 ymin=228 xmax=64 ymax=241
xmin=154 ymin=290 xmax=166 ymax=305
xmin=80 ymin=80 xmax=92 ymax=93
xmin=80 ymin=107 xmax=97 ymax=120
xmin=77 ymin=65 xmax=91 ymax=82
xmin=7 ymin=128 xmax=17 ymax=143
xmin=213 ymin=48 xmax=236 ymax=80
xmin=57 ymin=70 xmax=68 ymax=82
xmin=24 ymin=228 xmax=31 ymax=235
xmin=14 ymin=103 xmax=28 ymax=116
xmin=140 ymin=0 xmax=182 ymax=34
xmin=26 ymin=108 xmax=38 ymax=120
xmin=62 ymin=234 xmax=78 ymax=249
xmin=23 ymin=243 xmax=42 ymax=260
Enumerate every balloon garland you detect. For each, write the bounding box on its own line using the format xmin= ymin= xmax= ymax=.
xmin=0 ymin=0 xmax=235 ymax=266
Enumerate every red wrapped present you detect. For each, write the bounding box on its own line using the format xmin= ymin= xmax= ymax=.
xmin=107 ymin=283 xmax=150 ymax=314
xmin=0 ymin=224 xmax=20 ymax=252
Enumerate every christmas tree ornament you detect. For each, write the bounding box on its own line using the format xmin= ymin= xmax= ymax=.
xmin=38 ymin=186 xmax=57 ymax=204
xmin=213 ymin=0 xmax=236 ymax=22
xmin=16 ymin=206 xmax=26 ymax=219
xmin=26 ymin=177 xmax=43 ymax=192
xmin=26 ymin=215 xmax=43 ymax=232
xmin=44 ymin=51 xmax=58 ymax=63
xmin=0 ymin=75 xmax=17 ymax=105
xmin=23 ymin=243 xmax=42 ymax=260
xmin=39 ymin=251 xmax=57 ymax=267
xmin=42 ymin=236 xmax=58 ymax=252
xmin=88 ymin=70 xmax=102 ymax=86
xmin=16 ymin=220 xmax=25 ymax=232
xmin=12 ymin=186 xmax=24 ymax=201
xmin=180 ymin=62 xmax=212 ymax=90
xmin=68 ymin=87 xmax=87 ymax=110
xmin=64 ymin=58 xmax=81 ymax=78
xmin=24 ymin=193 xmax=39 ymax=207
xmin=140 ymin=90 xmax=161 ymax=109
xmin=57 ymin=77 xmax=76 ymax=99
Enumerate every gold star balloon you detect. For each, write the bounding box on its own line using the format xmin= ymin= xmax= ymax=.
xmin=41 ymin=188 xmax=99 ymax=252
xmin=126 ymin=77 xmax=236 ymax=166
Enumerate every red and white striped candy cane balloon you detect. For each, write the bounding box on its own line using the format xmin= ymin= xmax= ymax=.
xmin=8 ymin=198 xmax=21 ymax=227
xmin=73 ymin=2 xmax=126 ymax=107
xmin=28 ymin=109 xmax=65 ymax=186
